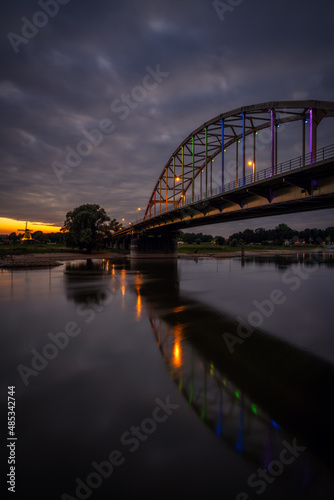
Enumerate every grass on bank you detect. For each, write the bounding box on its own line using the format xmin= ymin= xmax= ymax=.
xmin=0 ymin=242 xmax=320 ymax=257
xmin=177 ymin=243 xmax=316 ymax=254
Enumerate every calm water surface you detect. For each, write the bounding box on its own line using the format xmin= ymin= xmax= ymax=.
xmin=1 ymin=254 xmax=334 ymax=499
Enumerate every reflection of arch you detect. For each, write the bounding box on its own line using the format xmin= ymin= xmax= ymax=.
xmin=145 ymin=100 xmax=334 ymax=217
xmin=131 ymin=257 xmax=334 ymax=472
xmin=150 ymin=312 xmax=286 ymax=466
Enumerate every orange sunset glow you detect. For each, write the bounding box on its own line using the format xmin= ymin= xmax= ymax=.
xmin=0 ymin=218 xmax=62 ymax=235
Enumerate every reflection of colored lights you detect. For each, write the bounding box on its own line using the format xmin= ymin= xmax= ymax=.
xmin=271 ymin=420 xmax=281 ymax=430
xmin=173 ymin=341 xmax=182 ymax=368
xmin=173 ymin=305 xmax=187 ymax=313
xmin=136 ymin=292 xmax=142 ymax=321
xmin=112 ymin=264 xmax=115 ymax=276
xmin=235 ymin=391 xmax=240 ymax=399
xmin=121 ymin=285 xmax=125 ymax=296
xmin=172 ymin=324 xmax=184 ymax=370
xmin=251 ymin=404 xmax=257 ymax=415
xmin=210 ymin=362 xmax=214 ymax=376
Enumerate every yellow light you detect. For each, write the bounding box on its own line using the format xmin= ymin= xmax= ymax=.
xmin=248 ymin=161 xmax=253 ymax=166
xmin=176 ymin=176 xmax=180 ymax=181
xmin=173 ymin=342 xmax=181 ymax=366
xmin=136 ymin=292 xmax=142 ymax=321
xmin=172 ymin=324 xmax=184 ymax=369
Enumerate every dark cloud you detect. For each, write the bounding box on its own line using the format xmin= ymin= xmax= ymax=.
xmin=1 ymin=0 xmax=334 ymax=231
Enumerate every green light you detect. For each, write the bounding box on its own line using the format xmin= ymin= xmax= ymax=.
xmin=251 ymin=404 xmax=257 ymax=415
xmin=235 ymin=391 xmax=240 ymax=399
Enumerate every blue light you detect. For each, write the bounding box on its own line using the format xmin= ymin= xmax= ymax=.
xmin=271 ymin=419 xmax=281 ymax=430
xmin=305 ymin=120 xmax=308 ymax=124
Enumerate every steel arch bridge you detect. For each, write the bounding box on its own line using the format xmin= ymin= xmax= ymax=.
xmin=112 ymin=100 xmax=334 ymax=244
xmin=145 ymin=100 xmax=334 ymax=218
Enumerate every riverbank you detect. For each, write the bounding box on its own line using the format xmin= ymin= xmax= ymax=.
xmin=0 ymin=251 xmax=127 ymax=269
xmin=0 ymin=248 xmax=333 ymax=268
xmin=178 ymin=248 xmax=334 ymax=259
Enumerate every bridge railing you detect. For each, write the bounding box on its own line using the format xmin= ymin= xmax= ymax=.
xmin=137 ymin=143 xmax=334 ymax=223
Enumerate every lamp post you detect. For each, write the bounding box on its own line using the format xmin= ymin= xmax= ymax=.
xmin=248 ymin=160 xmax=255 ymax=182
xmin=136 ymin=207 xmax=141 ymax=221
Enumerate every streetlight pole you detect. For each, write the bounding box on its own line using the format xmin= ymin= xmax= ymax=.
xmin=248 ymin=161 xmax=255 ymax=182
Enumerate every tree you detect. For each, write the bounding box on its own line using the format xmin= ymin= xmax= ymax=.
xmin=214 ymin=236 xmax=225 ymax=245
xmin=61 ymin=204 xmax=111 ymax=253
xmin=32 ymin=230 xmax=45 ymax=242
xmin=8 ymin=232 xmax=19 ymax=243
xmin=102 ymin=218 xmax=123 ymax=246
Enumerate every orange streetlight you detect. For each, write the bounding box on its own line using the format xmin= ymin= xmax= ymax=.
xmin=248 ymin=160 xmax=255 ymax=182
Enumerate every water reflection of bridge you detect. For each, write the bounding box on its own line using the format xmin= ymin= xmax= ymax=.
xmin=130 ymin=257 xmax=334 ymax=474
xmin=61 ymin=256 xmax=334 ymax=476
xmin=150 ymin=313 xmax=284 ymax=466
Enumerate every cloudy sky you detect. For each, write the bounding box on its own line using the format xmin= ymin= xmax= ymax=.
xmin=1 ymin=0 xmax=334 ymax=236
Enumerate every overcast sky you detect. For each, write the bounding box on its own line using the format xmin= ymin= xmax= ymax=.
xmin=1 ymin=0 xmax=334 ymax=236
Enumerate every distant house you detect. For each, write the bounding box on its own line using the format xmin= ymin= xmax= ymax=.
xmin=290 ymin=236 xmax=306 ymax=245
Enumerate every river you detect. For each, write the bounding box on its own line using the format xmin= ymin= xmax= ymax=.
xmin=1 ymin=253 xmax=334 ymax=499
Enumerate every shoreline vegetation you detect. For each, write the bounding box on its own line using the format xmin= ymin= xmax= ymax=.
xmin=0 ymin=244 xmax=333 ymax=269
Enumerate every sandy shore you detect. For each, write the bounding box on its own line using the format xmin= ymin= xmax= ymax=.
xmin=1 ymin=248 xmax=333 ymax=268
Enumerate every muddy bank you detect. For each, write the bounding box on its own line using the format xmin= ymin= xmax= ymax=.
xmin=0 ymin=251 xmax=127 ymax=269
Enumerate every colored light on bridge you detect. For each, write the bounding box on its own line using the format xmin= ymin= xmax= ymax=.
xmin=175 ymin=176 xmax=180 ymax=181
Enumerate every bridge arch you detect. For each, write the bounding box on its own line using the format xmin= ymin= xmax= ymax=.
xmin=144 ymin=100 xmax=334 ymax=219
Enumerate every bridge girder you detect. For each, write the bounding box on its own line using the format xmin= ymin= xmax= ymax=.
xmin=144 ymin=100 xmax=334 ymax=220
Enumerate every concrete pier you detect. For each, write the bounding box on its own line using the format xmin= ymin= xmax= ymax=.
xmin=130 ymin=235 xmax=178 ymax=259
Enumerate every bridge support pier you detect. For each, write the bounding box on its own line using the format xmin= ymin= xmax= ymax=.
xmin=130 ymin=235 xmax=178 ymax=259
